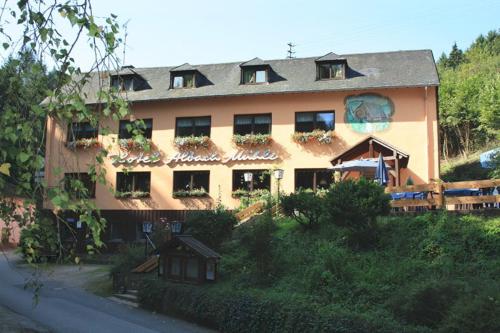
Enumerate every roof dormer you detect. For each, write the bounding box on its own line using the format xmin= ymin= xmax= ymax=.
xmin=240 ymin=57 xmax=270 ymax=84
xmin=110 ymin=66 xmax=149 ymax=92
xmin=315 ymin=52 xmax=347 ymax=80
xmin=170 ymin=63 xmax=198 ymax=89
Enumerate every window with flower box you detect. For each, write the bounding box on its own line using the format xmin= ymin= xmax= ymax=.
xmin=173 ymin=171 xmax=210 ymax=197
xmin=116 ymin=172 xmax=151 ymax=198
xmin=118 ymin=119 xmax=153 ymax=139
xmin=234 ymin=114 xmax=271 ymax=135
xmin=64 ymin=173 xmax=96 ymax=198
xmin=67 ymin=122 xmax=98 ymax=142
xmin=175 ymin=117 xmax=211 ymax=137
xmin=295 ymin=111 xmax=334 ymax=132
xmin=295 ymin=169 xmax=333 ymax=191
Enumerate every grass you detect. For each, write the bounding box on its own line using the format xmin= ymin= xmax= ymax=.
xmin=440 ymin=141 xmax=499 ymax=181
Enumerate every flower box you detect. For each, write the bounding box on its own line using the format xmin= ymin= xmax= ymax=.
xmin=173 ymin=188 xmax=208 ymax=198
xmin=67 ymin=138 xmax=100 ymax=150
xmin=119 ymin=138 xmax=152 ymax=151
xmin=231 ymin=189 xmax=270 ymax=198
xmin=292 ymin=130 xmax=334 ymax=144
xmin=174 ymin=135 xmax=210 ymax=149
xmin=115 ymin=191 xmax=150 ymax=199
xmin=233 ymin=133 xmax=271 ymax=146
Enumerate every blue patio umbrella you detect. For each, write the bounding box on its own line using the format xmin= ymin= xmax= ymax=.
xmin=374 ymin=153 xmax=389 ymax=186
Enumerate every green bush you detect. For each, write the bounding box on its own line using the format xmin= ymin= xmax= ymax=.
xmin=420 ymin=213 xmax=500 ymax=262
xmin=138 ymin=279 xmax=428 ymax=333
xmin=110 ymin=245 xmax=145 ymax=276
xmin=323 ymin=178 xmax=391 ymax=248
xmin=239 ymin=212 xmax=277 ymax=283
xmin=389 ymin=280 xmax=460 ymax=328
xmin=184 ymin=206 xmax=237 ymax=250
xmin=19 ymin=216 xmax=58 ymax=263
xmin=281 ymin=191 xmax=324 ymax=229
xmin=440 ymin=285 xmax=500 ymax=333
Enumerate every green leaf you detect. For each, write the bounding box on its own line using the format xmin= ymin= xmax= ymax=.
xmin=19 ymin=152 xmax=30 ymax=162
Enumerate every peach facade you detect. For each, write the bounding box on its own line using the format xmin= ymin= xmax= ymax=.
xmin=44 ymin=86 xmax=439 ymax=211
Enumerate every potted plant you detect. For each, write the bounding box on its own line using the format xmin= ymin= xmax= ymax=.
xmin=115 ymin=191 xmax=150 ymax=199
xmin=233 ymin=133 xmax=271 ymax=146
xmin=67 ymin=138 xmax=100 ymax=150
xmin=174 ymin=135 xmax=210 ymax=149
xmin=173 ymin=188 xmax=208 ymax=198
xmin=118 ymin=138 xmax=152 ymax=151
xmin=292 ymin=129 xmax=334 ymax=144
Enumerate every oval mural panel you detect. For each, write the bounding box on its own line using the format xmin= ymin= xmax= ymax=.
xmin=344 ymin=93 xmax=394 ymax=133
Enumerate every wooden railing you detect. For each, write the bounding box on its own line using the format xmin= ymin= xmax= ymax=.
xmin=385 ymin=179 xmax=500 ymax=212
xmin=235 ymin=201 xmax=265 ymax=223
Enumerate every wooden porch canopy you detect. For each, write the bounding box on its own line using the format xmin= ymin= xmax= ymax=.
xmin=330 ymin=136 xmax=409 ymax=186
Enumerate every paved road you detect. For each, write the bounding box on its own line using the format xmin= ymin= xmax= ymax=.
xmin=0 ymin=251 xmax=215 ymax=333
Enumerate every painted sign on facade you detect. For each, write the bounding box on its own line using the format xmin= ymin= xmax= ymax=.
xmin=111 ymin=149 xmax=279 ymax=165
xmin=345 ymin=94 xmax=394 ymax=133
xmin=110 ymin=151 xmax=162 ymax=165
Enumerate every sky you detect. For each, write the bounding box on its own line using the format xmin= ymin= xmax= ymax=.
xmin=2 ymin=0 xmax=500 ymax=69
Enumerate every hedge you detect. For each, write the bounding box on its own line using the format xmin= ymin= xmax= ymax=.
xmin=138 ymin=279 xmax=430 ymax=333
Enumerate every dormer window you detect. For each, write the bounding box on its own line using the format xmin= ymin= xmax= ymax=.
xmin=111 ymin=75 xmax=136 ymax=91
xmin=317 ymin=62 xmax=345 ymax=80
xmin=172 ymin=73 xmax=195 ymax=89
xmin=242 ymin=68 xmax=268 ymax=84
xmin=240 ymin=58 xmax=270 ymax=85
xmin=315 ymin=52 xmax=347 ymax=80
xmin=170 ymin=63 xmax=199 ymax=89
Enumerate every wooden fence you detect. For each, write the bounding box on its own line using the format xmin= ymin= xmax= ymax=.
xmin=385 ymin=179 xmax=500 ymax=212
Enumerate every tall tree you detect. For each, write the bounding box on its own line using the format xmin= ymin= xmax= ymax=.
xmin=0 ymin=1 xmax=130 ymax=264
xmin=438 ymin=30 xmax=500 ymax=159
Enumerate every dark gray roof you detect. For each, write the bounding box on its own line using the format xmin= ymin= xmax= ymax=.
xmin=170 ymin=63 xmax=197 ymax=72
xmin=240 ymin=57 xmax=268 ymax=67
xmin=175 ymin=235 xmax=221 ymax=259
xmin=316 ymin=52 xmax=345 ymax=62
xmin=72 ymin=50 xmax=439 ymax=104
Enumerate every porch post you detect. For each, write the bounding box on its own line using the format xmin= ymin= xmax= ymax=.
xmin=395 ymin=156 xmax=400 ymax=186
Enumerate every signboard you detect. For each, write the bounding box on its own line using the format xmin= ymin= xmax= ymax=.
xmin=110 ymin=149 xmax=279 ymax=165
xmin=110 ymin=151 xmax=161 ymax=165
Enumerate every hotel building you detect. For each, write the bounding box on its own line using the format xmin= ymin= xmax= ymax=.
xmin=44 ymin=50 xmax=440 ymax=240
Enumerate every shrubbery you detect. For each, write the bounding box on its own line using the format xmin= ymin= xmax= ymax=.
xmin=19 ymin=216 xmax=58 ymax=263
xmin=281 ymin=178 xmax=391 ymax=248
xmin=137 ymin=212 xmax=500 ymax=333
xmin=281 ymin=191 xmax=323 ymax=229
xmin=138 ymin=279 xmax=427 ymax=333
xmin=324 ymin=178 xmax=391 ymax=248
xmin=110 ymin=244 xmax=145 ymax=277
xmin=238 ymin=212 xmax=277 ymax=282
xmin=389 ymin=280 xmax=461 ymax=328
xmin=184 ymin=206 xmax=237 ymax=249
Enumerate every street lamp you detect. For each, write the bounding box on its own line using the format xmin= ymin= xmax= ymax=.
xmin=142 ymin=221 xmax=153 ymax=258
xmin=243 ymin=172 xmax=253 ymax=206
xmin=273 ymin=169 xmax=284 ymax=210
